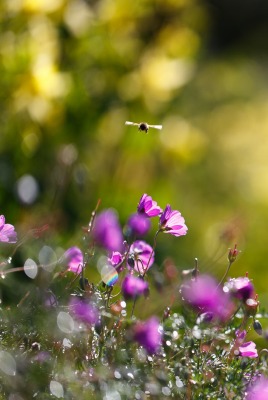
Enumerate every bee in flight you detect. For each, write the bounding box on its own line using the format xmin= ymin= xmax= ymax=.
xmin=125 ymin=121 xmax=162 ymax=134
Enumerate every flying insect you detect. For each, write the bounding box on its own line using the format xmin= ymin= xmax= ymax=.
xmin=125 ymin=121 xmax=162 ymax=134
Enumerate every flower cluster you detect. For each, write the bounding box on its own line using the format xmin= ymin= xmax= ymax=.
xmin=0 ymin=198 xmax=267 ymax=400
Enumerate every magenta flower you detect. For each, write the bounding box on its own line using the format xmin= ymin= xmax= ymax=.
xmin=69 ymin=297 xmax=99 ymax=325
xmin=159 ymin=205 xmax=188 ymax=237
xmin=239 ymin=341 xmax=258 ymax=358
xmin=64 ymin=246 xmax=83 ymax=274
xmin=0 ymin=215 xmax=17 ymax=243
xmin=133 ymin=317 xmax=162 ymax=354
xmin=224 ymin=277 xmax=254 ymax=301
xmin=246 ymin=377 xmax=268 ymax=399
xmin=122 ymin=275 xmax=149 ymax=300
xmin=108 ymin=251 xmax=123 ymax=266
xmin=93 ymin=209 xmax=123 ymax=252
xmin=127 ymin=213 xmax=151 ymax=236
xmin=108 ymin=251 xmax=124 ymax=273
xmin=181 ymin=274 xmax=233 ymax=320
xmin=127 ymin=240 xmax=154 ymax=274
xmin=137 ymin=194 xmax=162 ymax=217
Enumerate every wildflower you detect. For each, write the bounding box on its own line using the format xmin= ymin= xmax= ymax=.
xmin=244 ymin=296 xmax=259 ymax=317
xmin=224 ymin=277 xmax=254 ymax=301
xmin=122 ymin=275 xmax=148 ymax=300
xmin=93 ymin=209 xmax=123 ymax=252
xmin=228 ymin=244 xmax=240 ymax=264
xmin=69 ymin=297 xmax=99 ymax=325
xmin=0 ymin=215 xmax=17 ymax=243
xmin=64 ymin=246 xmax=83 ymax=274
xmin=108 ymin=251 xmax=123 ymax=267
xmin=108 ymin=251 xmax=124 ymax=273
xmin=137 ymin=194 xmax=162 ymax=217
xmin=246 ymin=377 xmax=268 ymax=400
xmin=181 ymin=274 xmax=233 ymax=320
xmin=133 ymin=317 xmax=162 ymax=354
xmin=127 ymin=240 xmax=154 ymax=274
xmin=159 ymin=205 xmax=188 ymax=237
xmin=127 ymin=213 xmax=151 ymax=236
xmin=239 ymin=341 xmax=258 ymax=358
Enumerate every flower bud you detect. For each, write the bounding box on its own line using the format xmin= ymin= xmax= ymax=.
xmin=244 ymin=296 xmax=259 ymax=317
xmin=228 ymin=244 xmax=239 ymax=264
xmin=253 ymin=320 xmax=263 ymax=336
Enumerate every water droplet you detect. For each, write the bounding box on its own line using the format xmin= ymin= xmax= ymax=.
xmin=176 ymin=377 xmax=184 ymax=388
xmin=114 ymin=370 xmax=121 ymax=379
xmin=7 ymin=257 xmax=12 ymax=264
xmin=63 ymin=338 xmax=72 ymax=348
xmin=24 ymin=258 xmax=38 ymax=279
xmin=57 ymin=312 xmax=74 ymax=334
xmin=39 ymin=246 xmax=57 ymax=272
xmin=0 ymin=351 xmax=16 ymax=376
xmin=101 ymin=264 xmax=118 ymax=286
xmin=50 ymin=380 xmax=64 ymax=398
xmin=162 ymin=387 xmax=171 ymax=396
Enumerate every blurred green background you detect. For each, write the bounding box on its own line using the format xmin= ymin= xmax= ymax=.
xmin=1 ymin=0 xmax=268 ymax=305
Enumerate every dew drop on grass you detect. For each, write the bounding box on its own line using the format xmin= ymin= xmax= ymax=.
xmin=24 ymin=258 xmax=38 ymax=279
xmin=0 ymin=351 xmax=16 ymax=376
xmin=50 ymin=380 xmax=64 ymax=398
xmin=39 ymin=246 xmax=57 ymax=272
xmin=63 ymin=338 xmax=72 ymax=348
xmin=57 ymin=312 xmax=74 ymax=333
xmin=101 ymin=264 xmax=118 ymax=286
xmin=162 ymin=386 xmax=171 ymax=396
xmin=114 ymin=370 xmax=121 ymax=379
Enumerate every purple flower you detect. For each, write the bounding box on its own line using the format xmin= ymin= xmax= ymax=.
xmin=108 ymin=251 xmax=123 ymax=266
xmin=246 ymin=377 xmax=268 ymax=399
xmin=93 ymin=209 xmax=123 ymax=252
xmin=224 ymin=277 xmax=254 ymax=301
xmin=69 ymin=297 xmax=99 ymax=325
xmin=122 ymin=275 xmax=149 ymax=300
xmin=159 ymin=205 xmax=188 ymax=237
xmin=235 ymin=329 xmax=247 ymax=340
xmin=64 ymin=246 xmax=83 ymax=274
xmin=239 ymin=341 xmax=258 ymax=358
xmin=108 ymin=251 xmax=124 ymax=273
xmin=127 ymin=213 xmax=151 ymax=236
xmin=133 ymin=317 xmax=162 ymax=354
xmin=181 ymin=275 xmax=233 ymax=320
xmin=137 ymin=194 xmax=162 ymax=217
xmin=0 ymin=215 xmax=17 ymax=243
xmin=127 ymin=240 xmax=154 ymax=274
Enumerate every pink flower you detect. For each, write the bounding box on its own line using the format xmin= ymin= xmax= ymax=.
xmin=93 ymin=209 xmax=123 ymax=252
xmin=127 ymin=213 xmax=151 ymax=236
xmin=224 ymin=277 xmax=254 ymax=301
xmin=246 ymin=377 xmax=268 ymax=399
xmin=133 ymin=317 xmax=162 ymax=354
xmin=108 ymin=251 xmax=123 ymax=266
xmin=64 ymin=246 xmax=83 ymax=274
xmin=137 ymin=194 xmax=162 ymax=217
xmin=159 ymin=205 xmax=188 ymax=237
xmin=127 ymin=240 xmax=154 ymax=274
xmin=0 ymin=215 xmax=17 ymax=243
xmin=239 ymin=341 xmax=258 ymax=358
xmin=122 ymin=275 xmax=148 ymax=300
xmin=69 ymin=297 xmax=99 ymax=325
xmin=181 ymin=274 xmax=233 ymax=320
